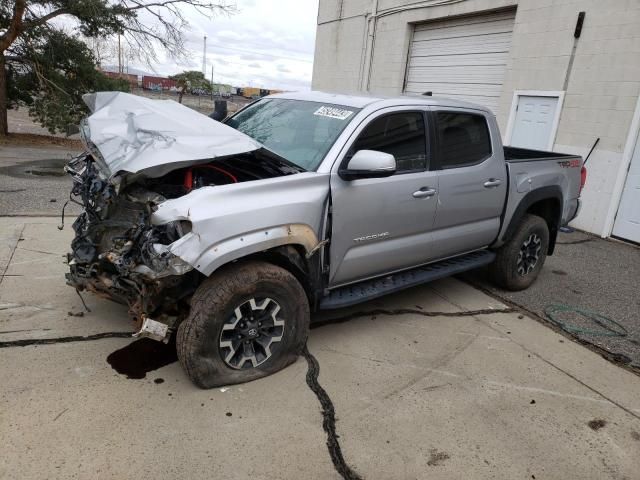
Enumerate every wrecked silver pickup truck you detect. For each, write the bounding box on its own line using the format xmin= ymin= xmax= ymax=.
xmin=65 ymin=91 xmax=585 ymax=388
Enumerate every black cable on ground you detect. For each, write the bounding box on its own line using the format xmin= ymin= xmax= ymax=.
xmin=75 ymin=288 xmax=92 ymax=312
xmin=302 ymin=345 xmax=363 ymax=480
xmin=0 ymin=331 xmax=132 ymax=348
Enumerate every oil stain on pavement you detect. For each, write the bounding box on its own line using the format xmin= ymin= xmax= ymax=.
xmin=587 ymin=419 xmax=607 ymax=431
xmin=427 ymin=449 xmax=450 ymax=467
xmin=107 ymin=338 xmax=178 ymax=379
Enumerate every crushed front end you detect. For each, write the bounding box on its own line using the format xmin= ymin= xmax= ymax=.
xmin=63 ymin=91 xmax=299 ymax=342
xmin=65 ymin=152 xmax=199 ymax=340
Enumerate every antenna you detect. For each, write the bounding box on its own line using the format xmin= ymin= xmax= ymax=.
xmin=202 ymin=35 xmax=207 ymax=75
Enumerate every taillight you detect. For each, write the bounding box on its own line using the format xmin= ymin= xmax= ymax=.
xmin=580 ymin=166 xmax=587 ymax=193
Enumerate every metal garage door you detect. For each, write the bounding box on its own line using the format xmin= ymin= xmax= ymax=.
xmin=404 ymin=9 xmax=516 ymax=112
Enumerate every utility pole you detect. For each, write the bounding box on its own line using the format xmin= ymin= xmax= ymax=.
xmin=202 ymin=35 xmax=207 ymax=76
xmin=211 ymin=64 xmax=214 ymax=100
xmin=118 ymin=34 xmax=122 ymax=74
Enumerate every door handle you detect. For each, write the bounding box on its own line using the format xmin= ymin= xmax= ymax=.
xmin=413 ymin=187 xmax=437 ymax=198
xmin=484 ymin=178 xmax=502 ymax=188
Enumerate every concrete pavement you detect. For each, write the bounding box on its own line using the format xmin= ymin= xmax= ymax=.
xmin=1 ymin=216 xmax=640 ymax=479
xmin=466 ymin=229 xmax=640 ymax=371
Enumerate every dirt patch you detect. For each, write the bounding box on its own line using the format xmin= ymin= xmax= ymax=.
xmin=587 ymin=419 xmax=607 ymax=431
xmin=427 ymin=449 xmax=450 ymax=466
xmin=630 ymin=430 xmax=640 ymax=441
xmin=0 ymin=133 xmax=82 ymax=149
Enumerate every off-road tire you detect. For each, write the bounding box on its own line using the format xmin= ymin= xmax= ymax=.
xmin=489 ymin=214 xmax=549 ymax=291
xmin=177 ymin=261 xmax=310 ymax=389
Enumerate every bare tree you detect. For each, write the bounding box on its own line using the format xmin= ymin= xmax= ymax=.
xmin=86 ymin=37 xmax=111 ymax=69
xmin=0 ymin=0 xmax=236 ymax=135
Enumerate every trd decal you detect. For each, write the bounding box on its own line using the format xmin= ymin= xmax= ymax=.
xmin=558 ymin=159 xmax=581 ymax=168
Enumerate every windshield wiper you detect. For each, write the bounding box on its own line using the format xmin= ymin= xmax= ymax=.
xmin=258 ymin=148 xmax=307 ymax=174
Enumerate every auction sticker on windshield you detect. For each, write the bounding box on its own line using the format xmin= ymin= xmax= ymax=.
xmin=314 ymin=106 xmax=354 ymax=120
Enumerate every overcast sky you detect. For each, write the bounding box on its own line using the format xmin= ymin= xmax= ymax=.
xmin=138 ymin=0 xmax=319 ymax=91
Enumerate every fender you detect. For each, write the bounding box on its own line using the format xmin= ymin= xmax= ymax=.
xmin=173 ymin=224 xmax=320 ymax=277
xmin=499 ymin=185 xmax=563 ymax=255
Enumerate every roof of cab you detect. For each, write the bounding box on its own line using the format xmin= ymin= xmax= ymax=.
xmin=268 ymin=90 xmax=493 ymax=114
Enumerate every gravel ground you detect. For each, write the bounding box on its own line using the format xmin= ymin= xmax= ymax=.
xmin=464 ymin=229 xmax=640 ymax=372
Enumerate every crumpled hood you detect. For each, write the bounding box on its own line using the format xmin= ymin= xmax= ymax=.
xmin=81 ymin=91 xmax=262 ymax=178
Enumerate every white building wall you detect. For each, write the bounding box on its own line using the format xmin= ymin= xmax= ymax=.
xmin=312 ymin=0 xmax=640 ymax=238
xmin=312 ymin=0 xmax=371 ymax=93
xmin=498 ymin=0 xmax=640 ymax=236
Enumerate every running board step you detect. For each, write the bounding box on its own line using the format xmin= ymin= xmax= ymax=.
xmin=319 ymin=250 xmax=495 ymax=310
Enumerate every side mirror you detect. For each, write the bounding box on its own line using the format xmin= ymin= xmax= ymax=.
xmin=339 ymin=150 xmax=396 ymax=180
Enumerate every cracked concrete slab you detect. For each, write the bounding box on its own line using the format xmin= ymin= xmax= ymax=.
xmin=1 ymin=217 xmax=640 ymax=480
xmin=464 ymin=229 xmax=640 ymax=370
xmin=0 ymin=219 xmax=131 ymax=341
xmin=0 ymin=224 xmax=23 ymax=284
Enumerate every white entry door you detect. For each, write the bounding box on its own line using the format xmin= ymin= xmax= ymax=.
xmin=613 ymin=131 xmax=640 ymax=243
xmin=509 ymin=95 xmax=560 ymax=150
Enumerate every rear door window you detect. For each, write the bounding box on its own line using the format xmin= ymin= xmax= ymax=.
xmin=436 ymin=112 xmax=492 ymax=168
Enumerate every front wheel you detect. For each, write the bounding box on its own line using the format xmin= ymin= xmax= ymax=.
xmin=177 ymin=261 xmax=310 ymax=389
xmin=489 ymin=214 xmax=549 ymax=291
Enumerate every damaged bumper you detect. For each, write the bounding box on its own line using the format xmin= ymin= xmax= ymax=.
xmin=65 ymin=153 xmax=198 ymax=333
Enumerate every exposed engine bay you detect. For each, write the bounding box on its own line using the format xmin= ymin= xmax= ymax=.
xmin=65 ymin=149 xmax=298 ymax=332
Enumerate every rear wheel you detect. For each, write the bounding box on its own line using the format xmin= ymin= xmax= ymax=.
xmin=489 ymin=214 xmax=549 ymax=291
xmin=177 ymin=261 xmax=310 ymax=389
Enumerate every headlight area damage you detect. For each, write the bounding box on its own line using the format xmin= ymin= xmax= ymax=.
xmin=64 ymin=91 xmax=302 ymax=342
xmin=65 ymin=153 xmax=201 ymax=340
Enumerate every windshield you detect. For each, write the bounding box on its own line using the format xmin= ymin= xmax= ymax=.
xmin=225 ymin=99 xmax=360 ymax=170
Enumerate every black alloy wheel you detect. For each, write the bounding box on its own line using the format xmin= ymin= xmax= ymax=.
xmin=219 ymin=297 xmax=285 ymax=369
xmin=517 ymin=233 xmax=542 ymax=276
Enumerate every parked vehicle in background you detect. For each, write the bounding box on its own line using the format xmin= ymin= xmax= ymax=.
xmin=191 ymin=88 xmax=211 ymax=96
xmin=65 ymin=91 xmax=585 ymax=388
